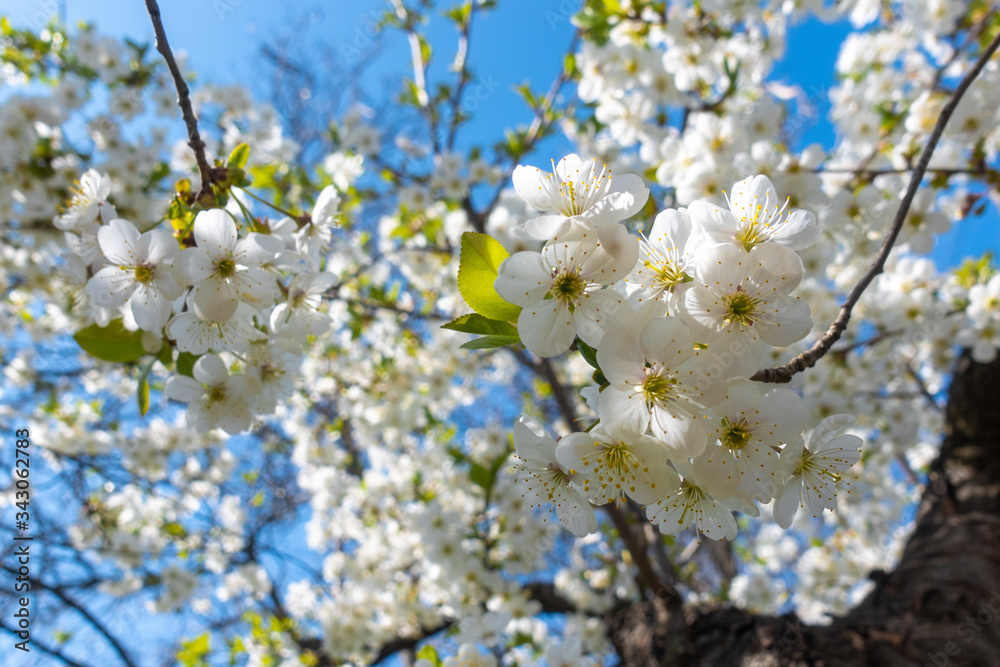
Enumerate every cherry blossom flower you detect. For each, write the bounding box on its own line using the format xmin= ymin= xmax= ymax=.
xmin=54 ymin=169 xmax=112 ymax=231
xmin=596 ymin=316 xmax=727 ymax=458
xmin=625 ymin=207 xmax=701 ymax=313
xmin=678 ymin=242 xmax=811 ymax=377
xmin=86 ymin=219 xmax=182 ymax=331
xmin=495 ymin=223 xmax=638 ymax=357
xmin=166 ymin=300 xmax=263 ymax=355
xmin=689 ymin=175 xmax=821 ymax=252
xmin=555 ymin=425 xmax=679 ymax=506
xmin=163 ymin=354 xmax=259 ymax=434
xmin=512 ymin=416 xmax=597 ymax=538
xmin=172 ymin=209 xmax=279 ymax=321
xmin=269 ymin=272 xmax=336 ymax=343
xmin=511 ymin=154 xmax=649 ymax=241
xmin=295 ymin=185 xmax=341 ymax=264
xmin=773 ymin=415 xmax=863 ymax=528
xmin=646 ymin=458 xmax=739 ymax=541
xmin=695 ymin=378 xmax=806 ymax=502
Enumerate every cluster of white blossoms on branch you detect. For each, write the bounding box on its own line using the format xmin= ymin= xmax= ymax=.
xmin=501 ymin=155 xmax=862 ymax=540
xmin=58 ymin=169 xmax=343 ymax=434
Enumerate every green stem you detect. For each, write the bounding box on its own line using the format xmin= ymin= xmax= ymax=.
xmin=238 ymin=187 xmax=301 ymax=220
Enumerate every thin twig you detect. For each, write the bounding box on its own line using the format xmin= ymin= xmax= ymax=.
xmin=895 ymin=453 xmax=920 ymax=485
xmin=143 ymin=0 xmax=215 ymax=199
xmin=0 ymin=622 xmax=89 ymax=667
xmin=607 ymin=503 xmax=678 ymax=601
xmin=751 ymin=28 xmax=1000 ymax=384
xmin=814 ymin=165 xmax=994 ymax=178
xmin=446 ymin=1 xmax=477 ymax=151
xmin=467 ymin=29 xmax=581 ymax=231
xmin=904 ymin=360 xmax=942 ymax=412
xmin=3 ymin=566 xmax=137 ymax=667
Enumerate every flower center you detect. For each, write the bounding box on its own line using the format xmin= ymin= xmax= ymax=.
xmin=216 ymin=258 xmax=237 ymax=278
xmin=132 ymin=264 xmax=154 ymax=284
xmin=677 ymin=482 xmax=707 ymax=525
xmin=548 ymin=270 xmax=586 ymax=305
xmin=641 ymin=249 xmax=691 ymax=292
xmin=206 ymin=384 xmax=227 ymax=404
xmin=735 ymin=216 xmax=768 ymax=252
xmin=260 ymin=363 xmax=284 ymax=384
xmin=728 ymin=192 xmax=792 ymax=251
xmin=720 ymin=416 xmax=753 ymax=451
xmin=550 ymin=158 xmax=610 ymax=216
xmin=596 ymin=442 xmax=631 ymax=475
xmin=723 ymin=288 xmax=759 ymax=328
xmin=795 ymin=450 xmax=842 ymax=482
xmin=641 ymin=368 xmax=677 ymax=407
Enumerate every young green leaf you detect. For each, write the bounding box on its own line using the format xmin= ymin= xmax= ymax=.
xmin=460 ymin=335 xmax=522 ymax=350
xmin=577 ymin=341 xmax=601 ymax=370
xmin=227 ymin=142 xmax=250 ymax=169
xmin=137 ymin=376 xmax=150 ymax=416
xmin=457 ymin=232 xmax=522 ymax=322
xmin=137 ymin=357 xmax=155 ymax=416
xmin=176 ymin=352 xmax=200 ymax=378
xmin=73 ymin=319 xmax=146 ymax=363
xmin=442 ymin=313 xmax=519 ymax=337
xmin=415 ymin=645 xmax=443 ymax=667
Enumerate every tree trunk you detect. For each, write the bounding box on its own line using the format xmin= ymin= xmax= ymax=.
xmin=606 ymin=353 xmax=1000 ymax=667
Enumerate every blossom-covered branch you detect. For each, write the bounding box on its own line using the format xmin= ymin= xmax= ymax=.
xmin=751 ymin=28 xmax=1000 ymax=384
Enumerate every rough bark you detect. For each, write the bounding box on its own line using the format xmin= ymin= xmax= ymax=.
xmin=607 ymin=352 xmax=1000 ymax=667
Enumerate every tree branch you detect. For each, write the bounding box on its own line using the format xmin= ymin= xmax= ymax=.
xmin=143 ymin=0 xmax=216 ymax=200
xmin=446 ymin=1 xmax=476 ymax=151
xmin=0 ymin=621 xmax=89 ymax=667
xmin=510 ymin=350 xmax=681 ymax=602
xmin=2 ymin=567 xmax=137 ymax=667
xmin=751 ymin=28 xmax=1000 ymax=384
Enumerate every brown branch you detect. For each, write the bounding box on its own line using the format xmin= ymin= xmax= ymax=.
xmin=0 ymin=621 xmax=89 ymax=667
xmin=143 ymin=0 xmax=216 ymax=200
xmin=364 ymin=582 xmax=581 ymax=665
xmin=510 ymin=350 xmax=680 ymax=602
xmin=4 ymin=566 xmax=137 ymax=667
xmin=607 ymin=504 xmax=680 ymax=602
xmin=904 ymin=360 xmax=942 ymax=412
xmin=751 ymin=28 xmax=1000 ymax=384
xmin=813 ymin=166 xmax=994 ymax=177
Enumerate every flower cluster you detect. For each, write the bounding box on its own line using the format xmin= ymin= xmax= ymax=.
xmin=504 ymin=155 xmax=862 ymax=540
xmin=62 ymin=173 xmax=343 ymax=434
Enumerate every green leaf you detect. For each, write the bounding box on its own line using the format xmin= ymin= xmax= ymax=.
xmin=73 ymin=319 xmax=146 ymax=362
xmin=442 ymin=313 xmax=518 ymax=337
xmin=578 ymin=341 xmax=600 ymax=370
xmin=227 ymin=142 xmax=250 ymax=169
xmin=470 ymin=462 xmax=493 ymax=490
xmin=156 ymin=343 xmax=173 ymax=369
xmin=137 ymin=357 xmax=155 ymax=416
xmin=163 ymin=521 xmax=187 ymax=538
xmin=137 ymin=376 xmax=150 ymax=416
xmin=177 ymin=632 xmax=210 ymax=667
xmin=416 ymin=645 xmax=443 ymax=667
xmin=457 ymin=232 xmax=521 ymax=322
xmin=460 ymin=335 xmax=521 ymax=350
xmin=176 ymin=352 xmax=199 ymax=378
